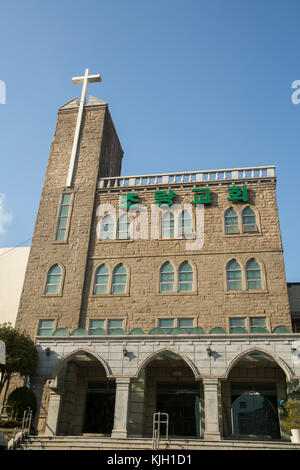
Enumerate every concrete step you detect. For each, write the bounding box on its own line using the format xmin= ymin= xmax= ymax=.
xmin=17 ymin=435 xmax=300 ymax=451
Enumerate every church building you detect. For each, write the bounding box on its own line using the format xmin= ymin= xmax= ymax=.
xmin=14 ymin=70 xmax=300 ymax=446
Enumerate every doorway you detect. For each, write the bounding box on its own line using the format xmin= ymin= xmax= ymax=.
xmin=156 ymin=382 xmax=201 ymax=437
xmin=231 ymin=383 xmax=281 ymax=439
xmin=83 ymin=381 xmax=116 ymax=434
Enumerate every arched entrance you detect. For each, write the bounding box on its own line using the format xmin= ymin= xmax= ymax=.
xmin=135 ymin=350 xmax=202 ymax=438
xmin=222 ymin=350 xmax=287 ymax=440
xmin=54 ymin=350 xmax=115 ymax=436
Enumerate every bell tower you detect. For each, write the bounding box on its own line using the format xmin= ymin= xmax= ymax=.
xmin=16 ymin=70 xmax=123 ymax=335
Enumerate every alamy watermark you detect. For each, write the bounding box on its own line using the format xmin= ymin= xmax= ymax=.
xmin=0 ymin=80 xmax=6 ymax=104
xmin=96 ymin=199 xmax=205 ymax=251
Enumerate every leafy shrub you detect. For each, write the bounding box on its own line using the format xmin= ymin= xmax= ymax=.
xmin=281 ymin=400 xmax=300 ymax=433
xmin=6 ymin=387 xmax=37 ymax=419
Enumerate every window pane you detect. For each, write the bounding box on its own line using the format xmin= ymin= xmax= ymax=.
xmin=225 ymin=209 xmax=239 ymax=234
xmin=56 ymin=229 xmax=66 ymax=241
xmin=161 ymin=273 xmax=174 ymax=282
xmin=108 ymin=319 xmax=123 ymax=329
xmin=179 ymin=283 xmax=193 ymax=292
xmin=60 ymin=205 xmax=70 ymax=217
xmin=49 ymin=265 xmax=62 ymax=275
xmin=112 ymin=283 xmax=126 ymax=294
xmin=48 ymin=275 xmax=62 ymax=284
xmin=229 ymin=318 xmax=246 ymax=333
xmin=248 ymin=280 xmax=262 ymax=289
xmin=250 ymin=317 xmax=266 ymax=328
xmin=242 ymin=208 xmax=256 ymax=232
xmin=227 ymin=260 xmax=242 ymax=290
xmin=114 ymin=264 xmax=126 ymax=274
xmin=57 ymin=217 xmax=67 ymax=229
xmin=45 ymin=284 xmax=60 ymax=294
xmin=89 ymin=319 xmax=105 ymax=332
xmin=62 ymin=194 xmax=71 ymax=205
xmin=94 ymin=284 xmax=108 ymax=294
xmin=178 ymin=318 xmax=193 ymax=328
xmin=228 ymin=280 xmax=242 ymax=291
xmin=158 ymin=319 xmax=174 ymax=328
xmin=160 ymin=282 xmax=174 ymax=292
xmin=246 ymin=259 xmax=262 ymax=289
xmin=162 ymin=213 xmax=174 ymax=238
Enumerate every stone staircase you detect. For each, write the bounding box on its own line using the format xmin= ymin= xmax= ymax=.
xmin=15 ymin=435 xmax=300 ymax=451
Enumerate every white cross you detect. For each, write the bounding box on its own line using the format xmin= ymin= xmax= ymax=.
xmin=66 ymin=68 xmax=102 ymax=187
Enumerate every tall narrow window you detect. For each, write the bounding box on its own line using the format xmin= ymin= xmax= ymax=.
xmin=224 ymin=208 xmax=239 ymax=234
xmin=94 ymin=265 xmax=109 ymax=293
xmin=178 ymin=261 xmax=193 ymax=292
xmin=226 ymin=260 xmax=242 ymax=291
xmin=56 ymin=193 xmax=72 ymax=241
xmin=162 ymin=212 xmax=174 ymax=238
xmin=111 ymin=264 xmax=127 ymax=294
xmin=179 ymin=210 xmax=193 ymax=237
xmin=45 ymin=264 xmax=62 ymax=294
xmin=118 ymin=214 xmax=130 ymax=239
xmin=246 ymin=259 xmax=262 ymax=290
xmin=242 ymin=207 xmax=257 ymax=232
xmin=101 ymin=215 xmax=115 ymax=240
xmin=159 ymin=262 xmax=175 ymax=292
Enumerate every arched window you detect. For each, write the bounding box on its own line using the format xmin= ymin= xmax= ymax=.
xmin=118 ymin=214 xmax=130 ymax=239
xmin=246 ymin=259 xmax=262 ymax=290
xmin=162 ymin=212 xmax=174 ymax=238
xmin=225 ymin=208 xmax=239 ymax=234
xmin=226 ymin=259 xmax=242 ymax=291
xmin=112 ymin=264 xmax=127 ymax=294
xmin=159 ymin=262 xmax=175 ymax=292
xmin=100 ymin=215 xmax=114 ymax=240
xmin=242 ymin=207 xmax=257 ymax=232
xmin=94 ymin=265 xmax=109 ymax=294
xmin=178 ymin=261 xmax=193 ymax=292
xmin=45 ymin=264 xmax=62 ymax=294
xmin=179 ymin=210 xmax=193 ymax=237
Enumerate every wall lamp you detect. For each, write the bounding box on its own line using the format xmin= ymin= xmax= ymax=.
xmin=123 ymin=347 xmax=130 ymax=357
xmin=206 ymin=346 xmax=213 ymax=357
xmin=45 ymin=347 xmax=51 ymax=357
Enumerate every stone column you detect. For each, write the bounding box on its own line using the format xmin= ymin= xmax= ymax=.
xmin=203 ymin=378 xmax=221 ymax=441
xmin=111 ymin=378 xmax=131 ymax=438
xmin=44 ymin=380 xmax=63 ymax=436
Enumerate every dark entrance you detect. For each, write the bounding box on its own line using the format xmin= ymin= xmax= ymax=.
xmin=231 ymin=383 xmax=281 ymax=439
xmin=83 ymin=381 xmax=116 ymax=434
xmin=156 ymin=382 xmax=200 ymax=437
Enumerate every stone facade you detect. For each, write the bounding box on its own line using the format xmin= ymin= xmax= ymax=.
xmin=12 ymin=91 xmax=300 ymax=443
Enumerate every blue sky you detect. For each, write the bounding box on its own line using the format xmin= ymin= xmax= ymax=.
xmin=0 ymin=0 xmax=299 ymax=280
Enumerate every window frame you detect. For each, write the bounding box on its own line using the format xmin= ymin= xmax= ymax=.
xmin=246 ymin=258 xmax=263 ymax=290
xmin=224 ymin=208 xmax=240 ymax=235
xmin=226 ymin=259 xmax=243 ymax=291
xmin=37 ymin=319 xmax=55 ymax=336
xmin=44 ymin=263 xmax=64 ymax=296
xmin=54 ymin=193 xmax=74 ymax=243
xmin=159 ymin=261 xmax=175 ymax=293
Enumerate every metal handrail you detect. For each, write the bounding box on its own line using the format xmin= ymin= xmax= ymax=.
xmin=152 ymin=412 xmax=169 ymax=450
xmin=8 ymin=408 xmax=32 ymax=450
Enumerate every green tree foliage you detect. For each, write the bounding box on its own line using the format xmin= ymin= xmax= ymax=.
xmin=6 ymin=386 xmax=37 ymax=419
xmin=0 ymin=323 xmax=38 ymax=395
xmin=281 ymin=400 xmax=300 ymax=433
